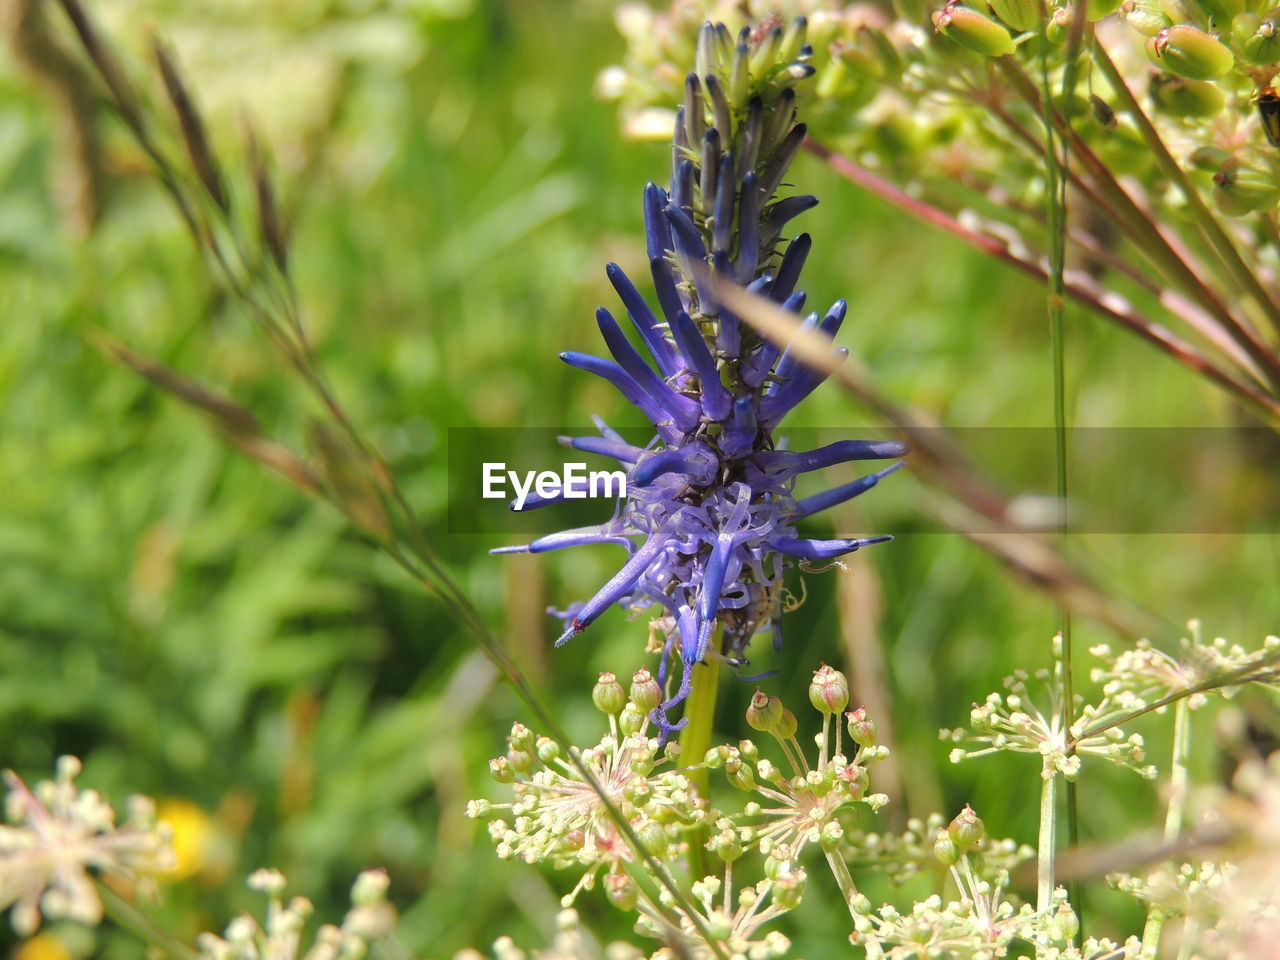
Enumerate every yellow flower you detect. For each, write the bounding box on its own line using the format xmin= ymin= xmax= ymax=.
xmin=14 ymin=933 xmax=72 ymax=960
xmin=155 ymin=798 xmax=212 ymax=881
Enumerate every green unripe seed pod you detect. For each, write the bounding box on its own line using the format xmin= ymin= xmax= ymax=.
xmin=775 ymin=708 xmax=798 ymax=740
xmin=619 ymin=703 xmax=645 ymax=736
xmin=592 ymin=672 xmax=626 ymax=714
xmin=948 ymin=804 xmax=987 ymax=850
xmin=1232 ymin=11 xmax=1261 ymax=46
xmin=932 ymin=5 xmax=1017 ymax=57
xmin=535 ymin=736 xmax=559 ymax=765
xmin=1146 ymin=24 xmax=1235 ymax=79
xmin=489 ymin=756 xmax=515 ymax=784
xmin=725 ymin=756 xmax=757 ymax=791
xmin=934 ymin=829 xmax=961 ymax=865
xmin=1240 ymin=12 xmax=1280 ymax=65
xmin=808 ymin=664 xmax=850 ymax=715
xmin=604 ymin=873 xmax=638 ymax=911
xmin=746 ymin=689 xmax=783 ymax=732
xmin=629 ymin=667 xmax=662 ymax=713
xmin=988 ymin=0 xmax=1040 ymax=33
xmin=1198 ymin=0 xmax=1241 ymax=25
xmin=771 ymin=869 xmax=806 ymax=909
xmin=1087 ymin=0 xmax=1125 ymax=20
xmin=1214 ymin=148 xmax=1280 ymax=216
xmin=847 ymin=707 xmax=879 ymax=748
xmin=1189 ymin=144 xmax=1231 ymax=171
xmin=1122 ymin=0 xmax=1173 ymax=36
xmin=1046 ymin=7 xmax=1076 ymax=44
xmin=635 ymin=820 xmax=669 ymax=857
xmin=1149 ymin=72 xmax=1227 ymax=116
xmin=1160 ymin=0 xmax=1205 ymax=25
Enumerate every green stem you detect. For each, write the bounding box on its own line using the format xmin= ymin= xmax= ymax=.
xmin=680 ymin=654 xmax=721 ymax=881
xmin=1140 ymin=698 xmax=1192 ymax=958
xmin=1037 ymin=762 xmax=1058 ymax=915
xmin=1091 ymin=40 xmax=1280 ymax=350
xmin=824 ymin=846 xmax=863 ymax=925
xmin=98 ymin=882 xmax=200 ymax=960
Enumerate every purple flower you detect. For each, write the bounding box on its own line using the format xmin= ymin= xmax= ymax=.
xmin=495 ymin=21 xmax=905 ymax=736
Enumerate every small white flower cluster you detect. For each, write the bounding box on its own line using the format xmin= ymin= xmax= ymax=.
xmin=706 ymin=669 xmax=890 ymax=862
xmin=942 ymin=635 xmax=1157 ymax=780
xmin=1090 ymin=622 xmax=1280 ymax=713
xmin=648 ymin=871 xmax=795 ymax=960
xmin=467 ymin=671 xmax=706 ymax=905
xmin=196 ymin=868 xmax=395 ymax=960
xmin=0 ymin=756 xmax=174 ymax=935
xmin=843 ymin=812 xmax=1033 ymax=886
xmin=451 ymin=908 xmax=645 ymax=960
xmin=1108 ymin=861 xmax=1234 ymax=919
xmin=852 ymin=885 xmax=1076 ymax=960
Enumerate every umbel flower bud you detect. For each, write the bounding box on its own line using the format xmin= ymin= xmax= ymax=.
xmin=604 ymin=872 xmax=638 ymax=911
xmin=987 ymin=0 xmax=1039 ymax=33
xmin=933 ymin=5 xmax=1017 ymax=57
xmin=846 ymin=706 xmax=878 ymax=748
xmin=808 ymin=664 xmax=850 ymax=714
xmin=592 ymin=672 xmax=626 ymax=714
xmin=776 ymin=708 xmax=799 ymax=740
xmin=1237 ymin=11 xmax=1280 ymax=65
xmin=746 ymin=689 xmax=784 ymax=732
xmin=629 ymin=667 xmax=662 ymax=712
xmin=933 ymin=828 xmax=961 ymax=865
xmin=771 ymin=867 xmax=806 ymax=909
xmin=1145 ymin=24 xmax=1235 ymax=80
xmin=948 ymin=804 xmax=986 ymax=851
xmin=1122 ymin=0 xmax=1173 ymax=35
xmin=1149 ymin=72 xmax=1225 ymax=117
xmin=1213 ymin=148 xmax=1280 ymax=216
xmin=1045 ymin=6 xmax=1076 ymax=44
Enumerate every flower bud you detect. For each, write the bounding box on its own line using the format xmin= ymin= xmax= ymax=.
xmin=932 ymin=5 xmax=1017 ymax=57
xmin=934 ymin=828 xmax=961 ymax=865
xmin=1149 ymin=72 xmax=1225 ymax=116
xmin=808 ymin=664 xmax=850 ymax=714
xmin=535 ymin=736 xmax=559 ymax=765
xmin=489 ymin=756 xmax=515 ymax=784
xmin=629 ymin=668 xmax=662 ymax=712
xmin=506 ymin=748 xmax=534 ymax=775
xmin=1121 ymin=0 xmax=1173 ymax=36
xmin=1048 ymin=902 xmax=1080 ymax=944
xmin=1146 ymin=24 xmax=1234 ymax=80
xmin=508 ymin=722 xmax=535 ymax=754
xmin=592 ymin=672 xmax=626 ymax=714
xmin=775 ymin=708 xmax=798 ymax=740
xmin=619 ymin=703 xmax=646 ymax=736
xmin=948 ymin=805 xmax=986 ymax=851
xmin=1045 ymin=6 xmax=1075 ymax=43
xmin=846 ymin=707 xmax=878 ymax=748
xmin=725 ymin=756 xmax=757 ymax=791
xmin=1231 ymin=12 xmax=1260 ymax=47
xmin=1086 ymin=0 xmax=1124 ymax=19
xmin=1159 ymin=0 xmax=1203 ymax=24
xmin=635 ymin=820 xmax=669 ymax=857
xmin=746 ymin=689 xmax=783 ymax=732
xmin=771 ymin=868 xmax=806 ymax=909
xmin=1239 ymin=12 xmax=1280 ymax=65
xmin=604 ymin=873 xmax=637 ymax=911
xmin=988 ymin=0 xmax=1039 ymax=32
xmin=707 ymin=827 xmax=744 ymax=862
xmin=1213 ymin=148 xmax=1280 ymax=216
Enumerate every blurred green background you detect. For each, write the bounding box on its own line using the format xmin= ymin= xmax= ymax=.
xmin=1 ymin=0 xmax=1277 ymax=957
